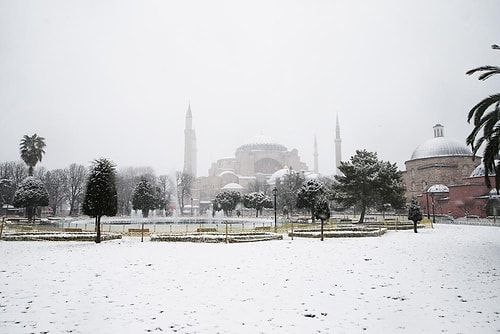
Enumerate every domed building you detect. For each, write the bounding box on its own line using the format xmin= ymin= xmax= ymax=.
xmin=192 ymin=133 xmax=310 ymax=214
xmin=404 ymin=124 xmax=479 ymax=201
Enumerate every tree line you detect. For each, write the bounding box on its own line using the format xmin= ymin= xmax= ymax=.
xmin=2 ymin=133 xmax=409 ymax=227
xmin=213 ymin=150 xmax=407 ymax=224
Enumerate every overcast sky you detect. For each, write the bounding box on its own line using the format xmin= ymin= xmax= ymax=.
xmin=1 ymin=0 xmax=499 ymax=177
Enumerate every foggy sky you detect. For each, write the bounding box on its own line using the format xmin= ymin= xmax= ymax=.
xmin=1 ymin=0 xmax=499 ymax=177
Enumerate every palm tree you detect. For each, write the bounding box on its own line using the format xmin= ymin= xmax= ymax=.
xmin=19 ymin=134 xmax=46 ymax=176
xmin=466 ymin=44 xmax=500 ymax=189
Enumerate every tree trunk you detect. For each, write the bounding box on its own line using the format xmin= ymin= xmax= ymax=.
xmin=320 ymin=218 xmax=324 ymax=241
xmin=95 ymin=216 xmax=101 ymax=243
xmin=358 ymin=206 xmax=366 ymax=223
xmin=413 ymin=220 xmax=418 ymax=233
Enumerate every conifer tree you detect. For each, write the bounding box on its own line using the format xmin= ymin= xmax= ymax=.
xmin=82 ymin=158 xmax=117 ymax=243
xmin=408 ymin=197 xmax=423 ymax=233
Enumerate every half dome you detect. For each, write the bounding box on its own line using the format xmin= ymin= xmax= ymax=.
xmin=470 ymin=161 xmax=498 ymax=177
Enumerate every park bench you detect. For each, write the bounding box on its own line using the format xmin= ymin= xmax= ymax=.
xmin=196 ymin=227 xmax=217 ymax=232
xmin=63 ymin=228 xmax=82 ymax=232
xmin=255 ymin=226 xmax=271 ymax=231
xmin=128 ymin=228 xmax=150 ymax=233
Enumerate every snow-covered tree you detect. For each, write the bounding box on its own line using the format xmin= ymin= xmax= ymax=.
xmin=19 ymin=134 xmax=46 ymax=176
xmin=82 ymin=158 xmax=118 ymax=243
xmin=132 ymin=177 xmax=157 ymax=218
xmin=275 ymin=169 xmax=304 ymax=218
xmin=0 ymin=161 xmax=28 ymax=207
xmin=407 ymin=197 xmax=422 ymax=233
xmin=12 ymin=176 xmax=49 ymax=222
xmin=242 ymin=192 xmax=272 ymax=217
xmin=214 ymin=190 xmax=241 ymax=216
xmin=296 ymin=179 xmax=326 ymax=222
xmin=332 ymin=150 xmax=405 ymax=223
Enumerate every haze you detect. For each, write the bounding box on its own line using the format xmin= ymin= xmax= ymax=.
xmin=1 ymin=0 xmax=499 ymax=176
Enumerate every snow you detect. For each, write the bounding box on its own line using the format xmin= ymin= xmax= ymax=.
xmin=1 ymin=224 xmax=499 ymax=333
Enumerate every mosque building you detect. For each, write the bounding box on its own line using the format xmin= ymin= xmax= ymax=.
xmin=182 ymin=106 xmax=341 ymax=214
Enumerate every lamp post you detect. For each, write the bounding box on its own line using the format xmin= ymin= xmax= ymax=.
xmin=425 ymin=191 xmax=431 ymax=219
xmin=431 ymin=193 xmax=435 ymax=228
xmin=190 ymin=197 xmax=193 ymax=216
xmin=272 ymin=187 xmax=277 ymax=233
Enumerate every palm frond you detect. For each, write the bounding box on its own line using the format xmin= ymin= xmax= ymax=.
xmin=467 ymin=93 xmax=500 ymax=124
xmin=466 ymin=65 xmax=500 ymax=77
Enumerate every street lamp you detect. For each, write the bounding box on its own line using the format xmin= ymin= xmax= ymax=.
xmin=272 ymin=187 xmax=277 ymax=233
xmin=190 ymin=197 xmax=193 ymax=216
xmin=425 ymin=190 xmax=431 ymax=219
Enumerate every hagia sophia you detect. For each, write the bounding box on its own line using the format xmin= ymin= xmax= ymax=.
xmin=183 ymin=105 xmax=497 ymax=218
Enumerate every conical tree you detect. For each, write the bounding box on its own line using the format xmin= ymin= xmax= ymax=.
xmin=82 ymin=158 xmax=117 ymax=243
xmin=20 ymin=134 xmax=46 ymax=176
xmin=408 ymin=197 xmax=423 ymax=233
xmin=466 ymin=44 xmax=500 ymax=189
xmin=132 ymin=177 xmax=156 ymax=218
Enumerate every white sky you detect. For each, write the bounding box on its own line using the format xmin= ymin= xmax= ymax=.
xmin=1 ymin=0 xmax=499 ymax=177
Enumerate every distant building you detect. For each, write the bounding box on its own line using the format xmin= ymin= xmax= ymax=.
xmin=404 ymin=124 xmax=479 ymax=201
xmin=191 ymin=133 xmax=311 ymax=214
xmin=403 ymin=124 xmax=497 ymax=218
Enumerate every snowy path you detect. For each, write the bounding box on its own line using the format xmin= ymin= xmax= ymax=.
xmin=1 ymin=224 xmax=499 ymax=333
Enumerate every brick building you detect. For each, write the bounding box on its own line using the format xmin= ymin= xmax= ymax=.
xmin=403 ymin=124 xmax=500 ymax=218
xmin=404 ymin=124 xmax=479 ymax=200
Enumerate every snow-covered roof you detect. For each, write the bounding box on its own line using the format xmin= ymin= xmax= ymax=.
xmin=427 ymin=184 xmax=449 ymax=193
xmin=470 ymin=161 xmax=498 ymax=178
xmin=410 ymin=137 xmax=472 ymax=160
xmin=218 ymin=171 xmax=238 ymax=177
xmin=222 ymin=182 xmax=244 ymax=190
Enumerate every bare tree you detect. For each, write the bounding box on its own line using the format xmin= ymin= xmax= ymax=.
xmin=43 ymin=169 xmax=68 ymax=216
xmin=65 ymin=163 xmax=87 ymax=216
xmin=176 ymin=171 xmax=193 ymax=215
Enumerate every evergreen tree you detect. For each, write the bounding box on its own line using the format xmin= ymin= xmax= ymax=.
xmin=19 ymin=134 xmax=46 ymax=176
xmin=314 ymin=196 xmax=331 ymax=241
xmin=408 ymin=197 xmax=423 ymax=233
xmin=332 ymin=150 xmax=405 ymax=223
xmin=132 ymin=177 xmax=157 ymax=218
xmin=12 ymin=176 xmax=49 ymax=222
xmin=82 ymin=158 xmax=117 ymax=243
xmin=214 ymin=190 xmax=241 ymax=216
xmin=296 ymin=179 xmax=326 ymax=222
xmin=242 ymin=192 xmax=272 ymax=217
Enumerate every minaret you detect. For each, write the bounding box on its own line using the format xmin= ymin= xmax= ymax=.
xmin=313 ymin=135 xmax=319 ymax=174
xmin=183 ymin=104 xmax=197 ymax=177
xmin=335 ymin=114 xmax=342 ymax=175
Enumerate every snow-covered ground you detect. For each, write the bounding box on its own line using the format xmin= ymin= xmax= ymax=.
xmin=1 ymin=224 xmax=499 ymax=333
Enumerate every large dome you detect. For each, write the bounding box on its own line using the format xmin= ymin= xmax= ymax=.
xmin=410 ymin=136 xmax=472 ymax=160
xmin=237 ymin=134 xmax=287 ymax=152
